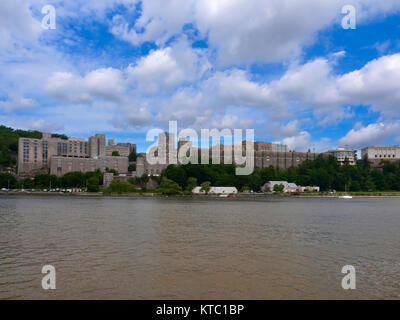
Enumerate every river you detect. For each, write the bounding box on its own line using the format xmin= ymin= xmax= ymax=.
xmin=0 ymin=196 xmax=399 ymax=299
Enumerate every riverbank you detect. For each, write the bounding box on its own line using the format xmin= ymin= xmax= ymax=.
xmin=2 ymin=191 xmax=400 ymax=198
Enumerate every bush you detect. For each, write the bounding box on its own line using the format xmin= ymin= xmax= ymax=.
xmin=0 ymin=173 xmax=16 ymax=189
xmin=107 ymin=181 xmax=135 ymax=193
xmin=87 ymin=176 xmax=100 ymax=192
xmin=159 ymin=177 xmax=182 ymax=195
xmin=200 ymin=181 xmax=211 ymax=194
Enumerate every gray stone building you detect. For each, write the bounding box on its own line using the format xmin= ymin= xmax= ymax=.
xmin=18 ymin=133 xmax=134 ymax=177
xmin=326 ymin=148 xmax=357 ymax=165
xmin=131 ymin=135 xmax=325 ymax=177
xmin=361 ymin=145 xmax=400 ymax=165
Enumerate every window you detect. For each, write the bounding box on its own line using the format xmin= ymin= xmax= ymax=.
xmin=34 ymin=141 xmax=38 ymax=162
xmin=42 ymin=141 xmax=48 ymax=163
xmin=23 ymin=140 xmax=30 ymax=163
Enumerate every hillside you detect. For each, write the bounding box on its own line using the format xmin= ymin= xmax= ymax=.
xmin=0 ymin=125 xmax=42 ymax=172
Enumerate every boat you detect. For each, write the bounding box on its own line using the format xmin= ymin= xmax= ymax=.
xmin=339 ymin=184 xmax=353 ymax=199
xmin=339 ymin=195 xmax=353 ymax=199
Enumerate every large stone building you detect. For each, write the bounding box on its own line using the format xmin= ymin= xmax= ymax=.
xmin=361 ymin=145 xmax=400 ymax=165
xmin=326 ymin=148 xmax=357 ymax=165
xmin=18 ymin=133 xmax=134 ymax=177
xmin=132 ymin=134 xmax=325 ymax=176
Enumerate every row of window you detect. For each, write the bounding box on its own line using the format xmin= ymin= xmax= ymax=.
xmin=375 ymin=154 xmax=397 ymax=158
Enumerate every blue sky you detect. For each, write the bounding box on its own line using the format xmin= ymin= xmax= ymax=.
xmin=1 ymin=0 xmax=400 ymax=152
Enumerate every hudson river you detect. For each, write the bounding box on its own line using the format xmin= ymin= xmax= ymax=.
xmin=1 ymin=196 xmax=399 ymax=299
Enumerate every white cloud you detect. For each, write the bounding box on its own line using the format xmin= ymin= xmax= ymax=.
xmin=0 ymin=97 xmax=38 ymax=113
xmin=338 ymin=122 xmax=400 ymax=149
xmin=45 ymin=68 xmax=126 ymax=103
xmin=337 ymin=54 xmax=400 ymax=116
xmin=30 ymin=119 xmax=64 ymax=132
xmin=282 ymin=131 xmax=311 ymax=151
xmin=110 ymin=0 xmax=400 ymax=65
xmin=127 ymin=39 xmax=210 ymax=93
xmin=0 ymin=0 xmax=42 ymax=49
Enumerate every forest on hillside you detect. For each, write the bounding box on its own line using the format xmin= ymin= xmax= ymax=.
xmin=0 ymin=125 xmax=42 ymax=170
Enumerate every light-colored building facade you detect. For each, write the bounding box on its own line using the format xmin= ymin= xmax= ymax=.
xmin=327 ymin=148 xmax=356 ymax=165
xmin=261 ymin=181 xmax=299 ymax=193
xmin=361 ymin=146 xmax=400 ymax=165
xmin=105 ymin=139 xmax=136 ymax=157
xmin=18 ymin=133 xmax=132 ymax=177
xmin=192 ymin=186 xmax=238 ymax=194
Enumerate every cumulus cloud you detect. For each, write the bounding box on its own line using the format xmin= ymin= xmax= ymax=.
xmin=338 ymin=122 xmax=400 ymax=149
xmin=30 ymin=119 xmax=64 ymax=132
xmin=127 ymin=38 xmax=210 ymax=93
xmin=45 ymin=68 xmax=126 ymax=103
xmin=0 ymin=0 xmax=42 ymax=49
xmin=337 ymin=54 xmax=400 ymax=116
xmin=282 ymin=131 xmax=312 ymax=151
xmin=0 ymin=97 xmax=38 ymax=113
xmin=110 ymin=0 xmax=400 ymax=65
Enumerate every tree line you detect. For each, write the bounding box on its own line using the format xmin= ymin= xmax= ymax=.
xmin=161 ymin=155 xmax=400 ymax=192
xmin=2 ymin=154 xmax=400 ymax=193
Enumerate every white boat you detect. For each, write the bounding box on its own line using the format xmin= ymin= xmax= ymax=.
xmin=339 ymin=184 xmax=353 ymax=199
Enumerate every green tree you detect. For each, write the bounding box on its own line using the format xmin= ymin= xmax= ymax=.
xmin=105 ymin=168 xmax=119 ymax=176
xmin=107 ymin=181 xmax=135 ymax=193
xmin=0 ymin=173 xmax=16 ymax=189
xmin=273 ymin=184 xmax=285 ymax=193
xmin=111 ymin=151 xmax=120 ymax=156
xmin=62 ymin=171 xmax=85 ymax=188
xmin=129 ymin=151 xmax=137 ymax=162
xmin=87 ymin=176 xmax=100 ymax=192
xmin=186 ymin=177 xmax=198 ymax=192
xmin=159 ymin=177 xmax=182 ymax=195
xmin=164 ymin=165 xmax=187 ymax=188
xmin=200 ymin=181 xmax=211 ymax=194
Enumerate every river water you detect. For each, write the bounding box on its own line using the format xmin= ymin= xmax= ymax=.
xmin=0 ymin=195 xmax=399 ymax=299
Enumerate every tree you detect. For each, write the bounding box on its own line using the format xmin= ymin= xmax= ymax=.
xmin=128 ymin=164 xmax=136 ymax=172
xmin=87 ymin=176 xmax=100 ymax=192
xmin=111 ymin=151 xmax=120 ymax=157
xmin=200 ymin=181 xmax=211 ymax=194
xmin=61 ymin=171 xmax=85 ymax=188
xmin=0 ymin=125 xmax=42 ymax=171
xmin=163 ymin=165 xmax=187 ymax=188
xmin=159 ymin=177 xmax=182 ymax=195
xmin=129 ymin=151 xmax=137 ymax=162
xmin=107 ymin=181 xmax=135 ymax=193
xmin=273 ymin=184 xmax=285 ymax=193
xmin=186 ymin=177 xmax=197 ymax=192
xmin=105 ymin=168 xmax=118 ymax=176
xmin=0 ymin=173 xmax=16 ymax=189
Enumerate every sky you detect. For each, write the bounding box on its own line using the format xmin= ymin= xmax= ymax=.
xmin=1 ymin=0 xmax=400 ymax=152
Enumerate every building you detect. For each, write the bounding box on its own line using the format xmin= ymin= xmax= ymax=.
xmin=106 ymin=139 xmax=136 ymax=157
xmin=361 ymin=146 xmax=400 ymax=165
xmin=192 ymin=186 xmax=238 ymax=194
xmin=327 ymin=148 xmax=356 ymax=165
xmin=18 ymin=133 xmax=133 ymax=177
xmin=298 ymin=186 xmax=320 ymax=193
xmin=261 ymin=181 xmax=299 ymax=193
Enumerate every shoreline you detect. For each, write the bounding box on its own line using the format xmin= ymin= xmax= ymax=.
xmin=2 ymin=191 xmax=400 ymax=199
